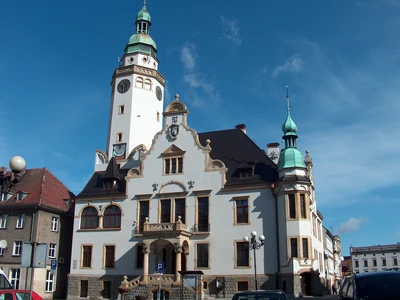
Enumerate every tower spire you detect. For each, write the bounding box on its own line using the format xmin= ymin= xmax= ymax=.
xmin=286 ymin=85 xmax=291 ymax=113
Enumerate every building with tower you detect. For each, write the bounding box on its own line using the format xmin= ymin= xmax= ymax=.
xmin=67 ymin=2 xmax=334 ymax=299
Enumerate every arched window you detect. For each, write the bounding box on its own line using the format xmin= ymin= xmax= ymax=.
xmin=136 ymin=77 xmax=144 ymax=88
xmin=103 ymin=205 xmax=121 ymax=229
xmin=81 ymin=207 xmax=99 ymax=229
xmin=144 ymin=78 xmax=152 ymax=90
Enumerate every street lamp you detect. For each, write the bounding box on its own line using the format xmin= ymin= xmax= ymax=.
xmin=0 ymin=156 xmax=26 ymax=195
xmin=243 ymin=231 xmax=265 ymax=290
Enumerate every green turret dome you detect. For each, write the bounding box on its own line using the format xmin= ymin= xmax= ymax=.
xmin=278 ymin=148 xmax=306 ymax=169
xmin=136 ymin=4 xmax=151 ymax=22
xmin=282 ymin=112 xmax=298 ymax=136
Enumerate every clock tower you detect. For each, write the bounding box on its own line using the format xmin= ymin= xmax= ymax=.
xmin=106 ymin=1 xmax=165 ymax=160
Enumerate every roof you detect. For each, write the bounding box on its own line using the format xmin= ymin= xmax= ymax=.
xmin=198 ymin=129 xmax=279 ymax=186
xmin=0 ymin=168 xmax=73 ymax=212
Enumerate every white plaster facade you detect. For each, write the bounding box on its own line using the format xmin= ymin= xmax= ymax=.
xmin=351 ymin=243 xmax=400 ymax=273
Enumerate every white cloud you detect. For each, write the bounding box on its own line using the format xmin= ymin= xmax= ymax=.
xmin=220 ymin=16 xmax=241 ymax=47
xmin=180 ymin=43 xmax=197 ymax=71
xmin=272 ymin=54 xmax=304 ymax=78
xmin=337 ymin=218 xmax=367 ymax=234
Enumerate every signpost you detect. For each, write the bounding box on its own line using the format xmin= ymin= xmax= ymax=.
xmin=51 ymin=259 xmax=57 ymax=275
xmin=156 ymin=262 xmax=164 ymax=300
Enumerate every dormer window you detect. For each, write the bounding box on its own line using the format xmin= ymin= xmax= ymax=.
xmin=16 ymin=191 xmax=28 ymax=201
xmin=161 ymin=145 xmax=186 ymax=175
xmin=103 ymin=179 xmax=117 ymax=190
xmin=238 ymin=161 xmax=256 ymax=178
xmin=1 ymin=192 xmax=14 ymax=201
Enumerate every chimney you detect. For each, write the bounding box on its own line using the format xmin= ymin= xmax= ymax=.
xmin=235 ymin=124 xmax=247 ymax=134
xmin=267 ymin=142 xmax=280 ymax=164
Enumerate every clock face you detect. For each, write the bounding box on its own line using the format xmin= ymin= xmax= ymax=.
xmin=156 ymin=86 xmax=163 ymax=101
xmin=113 ymin=144 xmax=126 ymax=157
xmin=117 ymin=79 xmax=131 ymax=94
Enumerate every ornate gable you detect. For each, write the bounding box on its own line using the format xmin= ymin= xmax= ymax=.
xmin=161 ymin=144 xmax=186 ymax=157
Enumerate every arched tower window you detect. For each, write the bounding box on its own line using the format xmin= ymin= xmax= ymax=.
xmin=81 ymin=207 xmax=99 ymax=229
xmin=144 ymin=78 xmax=152 ymax=90
xmin=103 ymin=205 xmax=122 ymax=229
xmin=136 ymin=77 xmax=144 ymax=88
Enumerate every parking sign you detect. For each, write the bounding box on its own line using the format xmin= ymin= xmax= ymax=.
xmin=156 ymin=262 xmax=164 ymax=273
xmin=51 ymin=259 xmax=57 ymax=270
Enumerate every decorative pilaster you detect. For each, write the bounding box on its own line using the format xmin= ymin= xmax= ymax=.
xmin=141 ymin=243 xmax=150 ymax=285
xmin=174 ymin=244 xmax=183 ymax=284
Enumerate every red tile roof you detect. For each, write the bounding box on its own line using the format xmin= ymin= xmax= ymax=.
xmin=0 ymin=168 xmax=73 ymax=212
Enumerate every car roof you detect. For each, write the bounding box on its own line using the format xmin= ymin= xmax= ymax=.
xmin=234 ymin=290 xmax=285 ymax=294
xmin=354 ymin=271 xmax=400 ymax=279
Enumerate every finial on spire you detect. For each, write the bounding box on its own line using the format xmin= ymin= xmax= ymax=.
xmin=143 ymin=0 xmax=147 ymax=6
xmin=286 ymin=85 xmax=291 ymax=112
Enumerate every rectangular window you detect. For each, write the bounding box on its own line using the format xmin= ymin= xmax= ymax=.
xmin=394 ymin=258 xmax=398 ymax=266
xmin=289 ymin=194 xmax=296 ymax=219
xmin=373 ymin=259 xmax=377 ymax=267
xmin=48 ymin=243 xmax=57 ymax=258
xmin=364 ymin=260 xmax=368 ymax=267
xmin=164 ymin=157 xmax=183 ymax=174
xmin=236 ymin=242 xmax=249 ymax=267
xmin=196 ymin=244 xmax=209 ymax=268
xmin=290 ymin=238 xmax=298 ymax=258
xmin=235 ymin=199 xmax=249 ymax=224
xmin=237 ymin=281 xmax=249 ymax=291
xmin=139 ymin=200 xmax=149 ymax=232
xmin=118 ymin=105 xmax=125 ymax=115
xmin=160 ymin=199 xmax=171 ymax=223
xmin=0 ymin=247 xmax=4 ymax=256
xmin=355 ymin=260 xmax=359 ymax=268
xmin=197 ymin=197 xmax=209 ymax=232
xmin=302 ymin=238 xmax=309 ymax=259
xmin=136 ymin=244 xmax=144 ymax=268
xmin=9 ymin=269 xmax=20 ymax=289
xmin=13 ymin=241 xmax=22 ymax=256
xmin=51 ymin=217 xmax=59 ymax=232
xmin=382 ymin=258 xmax=387 ymax=266
xmin=103 ymin=281 xmax=112 ymax=299
xmin=0 ymin=215 xmax=8 ymax=228
xmin=300 ymin=194 xmax=306 ymax=218
xmin=45 ymin=270 xmax=54 ymax=292
xmin=16 ymin=214 xmax=25 ymax=228
xmin=175 ymin=198 xmax=185 ymax=223
xmin=82 ymin=245 xmax=92 ymax=268
xmin=80 ymin=280 xmax=89 ymax=297
xmin=117 ymin=132 xmax=123 ymax=142
xmin=105 ymin=245 xmax=115 ymax=268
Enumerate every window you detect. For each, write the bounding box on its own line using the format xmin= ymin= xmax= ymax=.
xmin=237 ymin=281 xmax=249 ymax=291
xmin=81 ymin=207 xmax=99 ymax=229
xmin=136 ymin=244 xmax=144 ymax=268
xmin=196 ymin=244 xmax=209 ymax=268
xmin=302 ymin=238 xmax=309 ymax=259
xmin=236 ymin=242 xmax=249 ymax=267
xmin=157 ymin=112 xmax=160 ymax=122
xmin=144 ymin=78 xmax=152 ymax=90
xmin=117 ymin=132 xmax=123 ymax=142
xmin=118 ymin=105 xmax=125 ymax=115
xmin=290 ymin=238 xmax=298 ymax=258
xmin=16 ymin=214 xmax=25 ymax=229
xmin=139 ymin=201 xmax=149 ymax=232
xmin=382 ymin=258 xmax=387 ymax=266
xmin=135 ymin=77 xmax=144 ymax=88
xmin=289 ymin=194 xmax=296 ymax=219
xmin=160 ymin=199 xmax=171 ymax=223
xmin=13 ymin=241 xmax=22 ymax=256
xmin=80 ymin=280 xmax=89 ymax=297
xmin=9 ymin=269 xmax=20 ymax=289
xmin=196 ymin=197 xmax=209 ymax=232
xmin=0 ymin=247 xmax=4 ymax=256
xmin=164 ymin=157 xmax=183 ymax=174
xmin=104 ymin=245 xmax=115 ymax=268
xmin=235 ymin=198 xmax=249 ymax=224
xmin=175 ymin=198 xmax=185 ymax=224
xmin=0 ymin=215 xmax=8 ymax=228
xmin=103 ymin=281 xmax=112 ymax=299
xmin=82 ymin=245 xmax=92 ymax=268
xmin=103 ymin=205 xmax=121 ymax=229
xmin=48 ymin=243 xmax=57 ymax=258
xmin=45 ymin=270 xmax=54 ymax=292
xmin=51 ymin=217 xmax=59 ymax=232
xmin=355 ymin=260 xmax=359 ymax=268
xmin=373 ymin=259 xmax=377 ymax=267
xmin=394 ymin=258 xmax=398 ymax=266
xmin=300 ymin=194 xmax=306 ymax=218
xmin=364 ymin=260 xmax=368 ymax=267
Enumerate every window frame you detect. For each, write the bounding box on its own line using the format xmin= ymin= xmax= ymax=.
xmin=45 ymin=270 xmax=54 ymax=292
xmin=163 ymin=156 xmax=184 ymax=175
xmin=9 ymin=268 xmax=20 ymax=289
xmin=103 ymin=205 xmax=122 ymax=229
xmin=0 ymin=214 xmax=8 ymax=228
xmin=104 ymin=245 xmax=116 ymax=269
xmin=234 ymin=197 xmax=250 ymax=225
xmin=103 ymin=280 xmax=112 ymax=299
xmin=196 ymin=243 xmax=210 ymax=269
xmin=196 ymin=196 xmax=209 ymax=232
xmin=288 ymin=194 xmax=296 ymax=219
xmin=301 ymin=238 xmax=309 ymax=259
xmin=158 ymin=198 xmax=187 ymax=224
xmin=16 ymin=214 xmax=25 ymax=229
xmin=81 ymin=245 xmax=93 ymax=268
xmin=48 ymin=243 xmax=57 ymax=258
xmin=235 ymin=241 xmax=250 ymax=268
xmin=81 ymin=207 xmax=99 ymax=229
xmin=290 ymin=238 xmax=298 ymax=259
xmin=13 ymin=241 xmax=23 ymax=256
xmin=80 ymin=279 xmax=89 ymax=298
xmin=51 ymin=217 xmax=59 ymax=232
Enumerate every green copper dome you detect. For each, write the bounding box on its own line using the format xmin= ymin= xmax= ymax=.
xmin=125 ymin=33 xmax=157 ymax=54
xmin=136 ymin=4 xmax=151 ymax=22
xmin=282 ymin=112 xmax=298 ymax=136
xmin=278 ymin=148 xmax=306 ymax=169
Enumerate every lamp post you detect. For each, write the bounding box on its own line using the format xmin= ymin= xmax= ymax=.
xmin=243 ymin=231 xmax=265 ymax=290
xmin=0 ymin=156 xmax=26 ymax=195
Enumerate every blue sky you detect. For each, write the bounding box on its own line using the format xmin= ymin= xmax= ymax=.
xmin=1 ymin=0 xmax=400 ymax=256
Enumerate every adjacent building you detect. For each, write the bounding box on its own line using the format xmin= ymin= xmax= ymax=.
xmin=351 ymin=243 xmax=400 ymax=274
xmin=0 ymin=158 xmax=74 ymax=299
xmin=67 ymin=2 xmax=333 ymax=299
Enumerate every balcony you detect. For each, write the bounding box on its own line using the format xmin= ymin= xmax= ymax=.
xmin=136 ymin=216 xmax=192 ymax=238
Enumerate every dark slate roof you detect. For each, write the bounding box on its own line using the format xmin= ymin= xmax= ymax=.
xmin=103 ymin=157 xmax=120 ymax=179
xmin=0 ymin=168 xmax=73 ymax=212
xmin=198 ymin=129 xmax=279 ymax=186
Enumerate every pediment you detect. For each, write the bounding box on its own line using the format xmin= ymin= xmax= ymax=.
xmin=161 ymin=144 xmax=186 ymax=157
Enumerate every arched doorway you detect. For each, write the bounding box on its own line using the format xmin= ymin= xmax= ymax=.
xmin=300 ymin=272 xmax=312 ymax=296
xmin=150 ymin=240 xmax=175 ymax=274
